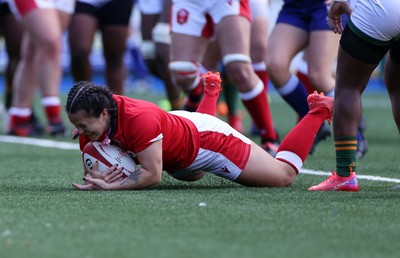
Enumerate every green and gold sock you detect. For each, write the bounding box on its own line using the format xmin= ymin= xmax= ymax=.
xmin=335 ymin=136 xmax=357 ymax=177
xmin=222 ymin=81 xmax=239 ymax=116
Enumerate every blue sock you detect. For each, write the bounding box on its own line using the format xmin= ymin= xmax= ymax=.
xmin=357 ymin=130 xmax=364 ymax=141
xmin=277 ymin=74 xmax=309 ymax=118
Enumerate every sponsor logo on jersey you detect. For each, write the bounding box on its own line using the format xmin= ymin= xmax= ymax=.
xmin=221 ymin=166 xmax=231 ymax=173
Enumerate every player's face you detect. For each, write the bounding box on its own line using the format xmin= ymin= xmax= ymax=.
xmin=68 ymin=109 xmax=110 ymax=141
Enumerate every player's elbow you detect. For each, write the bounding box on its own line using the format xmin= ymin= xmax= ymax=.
xmin=148 ymin=173 xmax=163 ymax=186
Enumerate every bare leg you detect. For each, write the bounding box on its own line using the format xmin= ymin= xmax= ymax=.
xmin=102 ymin=25 xmax=129 ymax=94
xmin=384 ymin=53 xmax=400 ymax=133
xmin=68 ymin=13 xmax=98 ymax=82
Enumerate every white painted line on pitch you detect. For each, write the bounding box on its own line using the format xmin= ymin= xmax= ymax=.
xmin=0 ymin=135 xmax=79 ymax=150
xmin=1 ymin=135 xmax=400 ymax=183
xmin=300 ymin=169 xmax=400 ymax=183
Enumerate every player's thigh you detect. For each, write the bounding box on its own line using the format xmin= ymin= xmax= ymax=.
xmin=250 ymin=17 xmax=268 ymax=62
xmin=266 ymin=23 xmax=308 ymax=69
xmin=336 ymin=48 xmax=377 ymax=93
xmin=203 ymin=39 xmax=221 ymax=71
xmin=68 ymin=14 xmax=98 ymax=54
xmin=140 ymin=13 xmax=159 ymax=40
xmin=57 ymin=9 xmax=72 ymax=31
xmin=102 ymin=25 xmax=129 ymax=59
xmin=384 ymin=50 xmax=400 ymax=94
xmin=307 ymin=31 xmax=340 ymax=74
xmin=22 ymin=9 xmax=62 ymax=44
xmin=216 ymin=15 xmax=251 ymax=56
xmin=159 ymin=0 xmax=171 ymax=23
xmin=2 ymin=15 xmax=23 ymax=56
xmin=170 ymin=33 xmax=208 ymax=62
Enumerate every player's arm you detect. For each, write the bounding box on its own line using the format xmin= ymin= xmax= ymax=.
xmin=75 ymin=140 xmax=163 ymax=190
xmin=117 ymin=140 xmax=163 ymax=189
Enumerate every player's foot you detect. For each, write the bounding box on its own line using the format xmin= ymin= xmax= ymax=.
xmin=356 ymin=131 xmax=368 ymax=159
xmin=262 ymin=140 xmax=280 ymax=157
xmin=46 ymin=122 xmax=67 ymax=137
xmin=202 ymin=71 xmax=222 ymax=96
xmin=309 ymin=121 xmax=331 ymax=155
xmin=8 ymin=122 xmax=31 ymax=136
xmin=308 ymin=171 xmax=359 ymax=192
xmin=29 ymin=112 xmax=45 ymax=135
xmin=8 ymin=122 xmax=43 ymax=137
xmin=228 ymin=114 xmax=243 ymax=133
xmin=307 ymin=91 xmax=333 ymax=122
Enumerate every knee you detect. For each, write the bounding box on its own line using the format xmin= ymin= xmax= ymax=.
xmin=307 ymin=71 xmax=320 ymax=89
xmin=104 ymin=51 xmax=124 ymax=69
xmin=278 ymin=171 xmax=297 ymax=187
xmin=140 ymin=40 xmax=156 ymax=60
xmin=169 ymin=61 xmax=199 ymax=91
xmin=222 ymin=53 xmax=254 ymax=91
xmin=266 ymin=57 xmax=289 ymax=83
xmin=37 ymin=34 xmax=61 ymax=58
xmin=307 ymin=69 xmax=333 ymax=91
xmin=250 ymin=45 xmax=266 ymax=62
xmin=70 ymin=43 xmax=91 ymax=61
xmin=225 ymin=62 xmax=253 ymax=88
xmin=152 ymin=22 xmax=171 ymax=45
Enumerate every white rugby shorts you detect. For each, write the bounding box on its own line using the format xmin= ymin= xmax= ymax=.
xmin=351 ymin=0 xmax=400 ymax=41
xmin=171 ymin=0 xmax=251 ymax=37
xmin=170 ymin=111 xmax=251 ymax=181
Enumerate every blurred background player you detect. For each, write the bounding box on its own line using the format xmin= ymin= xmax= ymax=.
xmin=265 ymin=0 xmax=366 ymax=156
xmin=209 ymin=0 xmax=280 ymax=153
xmin=0 ymin=0 xmax=21 ymax=111
xmin=309 ymin=0 xmax=400 ymax=191
xmin=0 ymin=0 xmax=43 ymax=134
xmin=169 ymin=0 xmax=279 ymax=155
xmin=7 ymin=0 xmax=75 ymax=136
xmin=68 ymin=0 xmax=134 ymax=95
xmin=247 ymin=0 xmax=277 ymax=142
xmin=138 ymin=0 xmax=183 ymax=111
xmin=295 ymin=46 xmax=368 ymax=158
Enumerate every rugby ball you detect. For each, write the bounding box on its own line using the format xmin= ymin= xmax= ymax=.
xmin=82 ymin=142 xmax=137 ymax=177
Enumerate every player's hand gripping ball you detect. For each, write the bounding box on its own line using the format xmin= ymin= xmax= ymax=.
xmin=82 ymin=142 xmax=137 ymax=177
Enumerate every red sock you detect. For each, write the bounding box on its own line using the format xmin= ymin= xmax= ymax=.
xmin=254 ymin=69 xmax=270 ymax=93
xmin=242 ymin=80 xmax=278 ymax=142
xmin=296 ymin=70 xmax=315 ymax=95
xmin=10 ymin=114 xmax=30 ymax=127
xmin=197 ymin=93 xmax=219 ymax=115
xmin=277 ymin=108 xmax=329 ymax=162
xmin=44 ymin=105 xmax=62 ymax=124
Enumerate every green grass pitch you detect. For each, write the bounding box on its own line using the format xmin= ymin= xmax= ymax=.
xmin=1 ymin=91 xmax=400 ymax=258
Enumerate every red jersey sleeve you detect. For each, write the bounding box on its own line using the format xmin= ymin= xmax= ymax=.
xmin=122 ymin=108 xmax=164 ymax=153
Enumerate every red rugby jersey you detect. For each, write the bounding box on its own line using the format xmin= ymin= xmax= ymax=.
xmin=79 ymin=95 xmax=199 ymax=171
